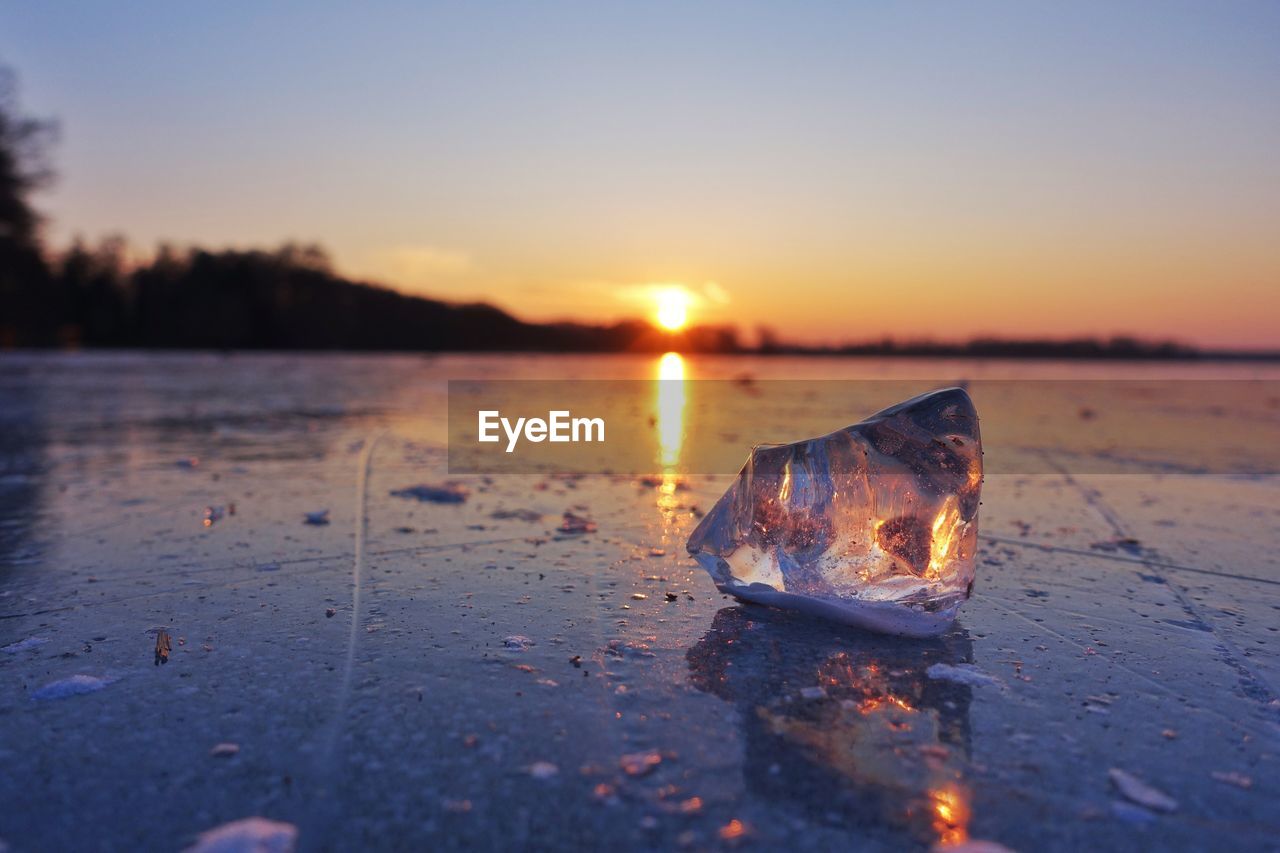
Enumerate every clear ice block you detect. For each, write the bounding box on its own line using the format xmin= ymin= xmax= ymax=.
xmin=687 ymin=387 xmax=982 ymax=637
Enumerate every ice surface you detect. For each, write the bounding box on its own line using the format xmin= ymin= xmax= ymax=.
xmin=4 ymin=355 xmax=1277 ymax=851
xmin=687 ymin=388 xmax=982 ymax=637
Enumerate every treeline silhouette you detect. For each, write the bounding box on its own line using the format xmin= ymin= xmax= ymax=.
xmin=21 ymin=237 xmax=1261 ymax=359
xmin=16 ymin=237 xmax=739 ymax=352
xmin=1 ymin=65 xmax=1273 ymax=359
xmin=765 ymin=335 xmax=1208 ymax=360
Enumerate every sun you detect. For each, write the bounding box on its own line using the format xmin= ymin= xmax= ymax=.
xmin=654 ymin=286 xmax=690 ymax=331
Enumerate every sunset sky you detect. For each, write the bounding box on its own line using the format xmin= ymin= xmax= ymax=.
xmin=3 ymin=2 xmax=1278 ymax=348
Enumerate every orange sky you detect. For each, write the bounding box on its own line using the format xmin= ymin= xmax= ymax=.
xmin=6 ymin=3 xmax=1279 ymax=348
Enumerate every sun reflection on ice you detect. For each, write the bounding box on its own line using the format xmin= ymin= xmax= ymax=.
xmin=651 ymin=350 xmax=690 ymax=553
xmin=655 ymin=352 xmax=686 ymax=472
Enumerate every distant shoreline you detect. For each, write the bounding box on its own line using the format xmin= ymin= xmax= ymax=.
xmin=3 ymin=346 xmax=1278 ymax=362
xmin=7 ymin=243 xmax=1275 ymax=359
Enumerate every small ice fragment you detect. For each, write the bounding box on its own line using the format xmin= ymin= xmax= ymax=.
xmin=1090 ymin=537 xmax=1144 ymax=556
xmin=1108 ymin=768 xmax=1177 ymax=813
xmin=155 ymin=630 xmax=172 ymax=666
xmin=1109 ymin=800 xmax=1158 ymax=824
xmin=391 ymin=482 xmax=469 ymax=504
xmin=678 ymin=797 xmax=703 ymax=815
xmin=2 ymin=636 xmax=49 ymax=654
xmin=559 ymin=511 xmax=597 ymax=534
xmin=210 ymin=742 xmax=240 ymax=758
xmin=490 ymin=508 xmax=542 ymax=522
xmin=503 ymin=635 xmax=534 ymax=650
xmin=926 ymin=663 xmax=1002 ymax=687
xmin=32 ymin=674 xmax=113 ymax=701
xmin=184 ymin=817 xmax=297 ymax=853
xmin=528 ymin=761 xmax=559 ymax=780
xmin=1210 ymin=770 xmax=1252 ymax=789
xmin=303 ymin=510 xmax=330 ymax=526
xmin=620 ymin=751 xmax=663 ymax=777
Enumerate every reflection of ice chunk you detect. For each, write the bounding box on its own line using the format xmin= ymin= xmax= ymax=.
xmin=687 ymin=388 xmax=982 ymax=637
xmin=32 ymin=674 xmax=113 ymax=701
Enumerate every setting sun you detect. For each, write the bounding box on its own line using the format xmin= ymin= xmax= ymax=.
xmin=655 ymin=287 xmax=691 ymax=331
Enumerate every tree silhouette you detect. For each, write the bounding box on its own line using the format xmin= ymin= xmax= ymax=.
xmin=0 ymin=65 xmax=59 ymax=346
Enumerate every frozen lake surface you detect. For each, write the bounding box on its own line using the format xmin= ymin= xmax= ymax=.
xmin=1 ymin=352 xmax=1278 ymax=851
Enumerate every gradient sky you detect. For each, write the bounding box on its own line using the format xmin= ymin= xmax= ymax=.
xmin=3 ymin=1 xmax=1278 ymax=347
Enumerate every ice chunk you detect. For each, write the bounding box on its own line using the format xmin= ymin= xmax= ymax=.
xmin=528 ymin=761 xmax=559 ymax=780
xmin=687 ymin=388 xmax=982 ymax=637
